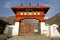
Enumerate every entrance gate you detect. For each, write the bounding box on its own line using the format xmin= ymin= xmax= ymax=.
xmin=11 ymin=6 xmax=49 ymax=36
xmin=19 ymin=19 xmax=40 ymax=36
xmin=19 ymin=22 xmax=34 ymax=35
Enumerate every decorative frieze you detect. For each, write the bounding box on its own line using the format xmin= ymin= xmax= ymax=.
xmin=19 ymin=11 xmax=41 ymax=15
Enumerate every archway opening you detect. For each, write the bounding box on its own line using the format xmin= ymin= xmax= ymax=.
xmin=19 ymin=18 xmax=41 ymax=36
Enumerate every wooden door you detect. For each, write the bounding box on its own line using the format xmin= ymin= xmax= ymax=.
xmin=19 ymin=22 xmax=34 ymax=36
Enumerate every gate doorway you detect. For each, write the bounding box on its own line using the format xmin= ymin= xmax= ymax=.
xmin=19 ymin=19 xmax=41 ymax=36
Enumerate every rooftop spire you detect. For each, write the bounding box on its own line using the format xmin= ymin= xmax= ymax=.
xmin=29 ymin=3 xmax=31 ymax=6
xmin=37 ymin=4 xmax=39 ymax=6
xmin=21 ymin=3 xmax=23 ymax=6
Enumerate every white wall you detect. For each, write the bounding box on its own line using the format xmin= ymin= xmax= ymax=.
xmin=41 ymin=24 xmax=60 ymax=37
xmin=45 ymin=24 xmax=50 ymax=36
xmin=8 ymin=22 xmax=19 ymax=37
xmin=34 ymin=29 xmax=38 ymax=32
xmin=4 ymin=25 xmax=9 ymax=35
xmin=40 ymin=22 xmax=47 ymax=35
xmin=8 ymin=25 xmax=15 ymax=37
xmin=12 ymin=22 xmax=19 ymax=36
xmin=50 ymin=24 xmax=60 ymax=37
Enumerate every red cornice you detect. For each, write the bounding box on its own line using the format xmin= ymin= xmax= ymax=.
xmin=11 ymin=6 xmax=50 ymax=14
xmin=12 ymin=6 xmax=50 ymax=9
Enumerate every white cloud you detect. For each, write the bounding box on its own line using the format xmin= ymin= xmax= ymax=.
xmin=44 ymin=17 xmax=50 ymax=19
xmin=12 ymin=1 xmax=18 ymax=5
xmin=4 ymin=2 xmax=13 ymax=8
xmin=4 ymin=0 xmax=18 ymax=8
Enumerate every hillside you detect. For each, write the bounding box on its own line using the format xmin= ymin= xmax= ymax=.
xmin=0 ymin=16 xmax=15 ymax=25
xmin=45 ymin=13 xmax=60 ymax=25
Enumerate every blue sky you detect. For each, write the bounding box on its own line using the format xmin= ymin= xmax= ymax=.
xmin=0 ymin=0 xmax=60 ymax=18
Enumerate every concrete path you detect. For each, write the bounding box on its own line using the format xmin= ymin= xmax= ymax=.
xmin=7 ymin=36 xmax=51 ymax=40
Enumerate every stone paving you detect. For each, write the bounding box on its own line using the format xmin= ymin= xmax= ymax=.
xmin=7 ymin=36 xmax=51 ymax=40
xmin=0 ymin=34 xmax=60 ymax=40
xmin=51 ymin=37 xmax=60 ymax=40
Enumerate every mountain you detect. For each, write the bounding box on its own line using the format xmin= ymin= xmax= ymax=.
xmin=45 ymin=13 xmax=60 ymax=25
xmin=0 ymin=16 xmax=15 ymax=25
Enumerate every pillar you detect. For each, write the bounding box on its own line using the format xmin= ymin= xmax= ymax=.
xmin=12 ymin=11 xmax=20 ymax=36
xmin=40 ymin=11 xmax=46 ymax=35
xmin=40 ymin=22 xmax=46 ymax=35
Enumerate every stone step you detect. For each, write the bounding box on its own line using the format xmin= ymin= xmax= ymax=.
xmin=7 ymin=36 xmax=51 ymax=40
